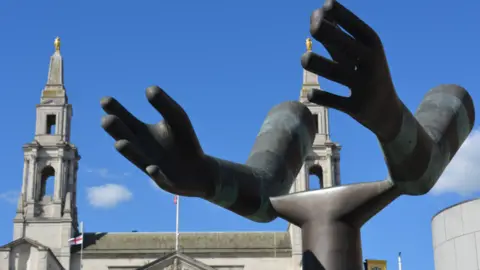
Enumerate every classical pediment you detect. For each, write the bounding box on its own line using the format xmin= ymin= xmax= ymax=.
xmin=137 ymin=251 xmax=216 ymax=270
xmin=0 ymin=237 xmax=48 ymax=250
xmin=0 ymin=237 xmax=65 ymax=270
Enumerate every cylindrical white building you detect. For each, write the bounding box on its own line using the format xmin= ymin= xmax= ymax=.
xmin=432 ymin=198 xmax=480 ymax=270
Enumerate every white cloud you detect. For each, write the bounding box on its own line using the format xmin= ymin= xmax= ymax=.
xmin=431 ymin=128 xmax=480 ymax=196
xmin=0 ymin=191 xmax=18 ymax=204
xmin=85 ymin=168 xmax=131 ymax=179
xmin=87 ymin=184 xmax=132 ymax=209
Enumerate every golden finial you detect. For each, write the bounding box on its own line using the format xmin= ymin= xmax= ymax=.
xmin=54 ymin=37 xmax=61 ymax=52
xmin=306 ymin=37 xmax=312 ymax=52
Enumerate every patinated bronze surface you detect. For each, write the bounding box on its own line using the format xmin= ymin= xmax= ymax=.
xmin=271 ymin=1 xmax=475 ymax=269
xmin=101 ymin=88 xmax=315 ymax=223
xmin=100 ymin=1 xmax=475 ymax=269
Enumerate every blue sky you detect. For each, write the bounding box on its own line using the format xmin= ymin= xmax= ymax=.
xmin=1 ymin=0 xmax=479 ymax=269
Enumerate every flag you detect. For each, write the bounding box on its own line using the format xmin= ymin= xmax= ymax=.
xmin=174 ymin=195 xmax=178 ymax=204
xmin=68 ymin=234 xmax=83 ymax=246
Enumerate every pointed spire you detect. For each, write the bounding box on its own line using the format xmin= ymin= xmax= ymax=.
xmin=46 ymin=37 xmax=64 ymax=87
xmin=301 ymin=38 xmax=320 ymax=100
xmin=41 ymin=37 xmax=67 ymax=103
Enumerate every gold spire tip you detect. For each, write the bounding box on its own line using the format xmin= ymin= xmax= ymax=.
xmin=54 ymin=37 xmax=61 ymax=52
xmin=306 ymin=37 xmax=312 ymax=52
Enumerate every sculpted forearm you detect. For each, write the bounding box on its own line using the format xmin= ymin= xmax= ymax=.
xmin=203 ymin=156 xmax=278 ymax=222
xmin=203 ymin=101 xmax=316 ymax=223
xmin=381 ymin=84 xmax=475 ymax=195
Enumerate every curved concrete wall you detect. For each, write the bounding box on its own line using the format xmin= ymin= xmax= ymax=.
xmin=432 ymin=198 xmax=480 ymax=270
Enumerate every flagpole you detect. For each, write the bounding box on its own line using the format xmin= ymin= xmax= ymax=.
xmin=175 ymin=196 xmax=180 ymax=251
xmin=398 ymin=252 xmax=402 ymax=270
xmin=80 ymin=221 xmax=84 ymax=269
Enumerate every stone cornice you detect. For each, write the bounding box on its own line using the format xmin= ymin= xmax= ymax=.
xmin=80 ymin=249 xmax=292 ymax=259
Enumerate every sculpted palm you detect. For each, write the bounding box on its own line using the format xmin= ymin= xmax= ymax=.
xmin=101 ymin=86 xmax=316 ymax=222
xmin=101 ymin=87 xmax=211 ymax=197
xmin=302 ymin=0 xmax=402 ymax=143
xmin=303 ymin=1 xmax=475 ymax=194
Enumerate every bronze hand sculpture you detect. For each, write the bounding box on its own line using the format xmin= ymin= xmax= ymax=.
xmin=100 ymin=1 xmax=475 ymax=269
xmin=303 ymin=0 xmax=475 ymax=195
xmin=269 ymin=1 xmax=474 ymax=269
xmin=101 ymin=86 xmax=316 ymax=222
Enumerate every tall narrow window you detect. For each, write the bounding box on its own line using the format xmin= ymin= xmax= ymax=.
xmin=312 ymin=114 xmax=319 ymax=134
xmin=39 ymin=166 xmax=55 ymax=200
xmin=46 ymin=115 xmax=57 ymax=135
xmin=308 ymin=165 xmax=323 ymax=190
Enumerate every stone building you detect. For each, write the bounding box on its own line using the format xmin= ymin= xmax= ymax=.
xmin=0 ymin=38 xmax=341 ymax=270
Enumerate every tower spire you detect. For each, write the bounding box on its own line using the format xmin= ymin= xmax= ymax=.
xmin=301 ymin=37 xmax=319 ymax=101
xmin=42 ymin=37 xmax=66 ymax=104
xmin=13 ymin=38 xmax=80 ymax=269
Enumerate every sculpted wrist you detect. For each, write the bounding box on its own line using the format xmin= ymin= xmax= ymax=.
xmin=202 ymin=155 xmax=277 ymax=222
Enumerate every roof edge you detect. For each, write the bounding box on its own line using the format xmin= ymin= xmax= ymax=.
xmin=0 ymin=237 xmax=65 ymax=270
xmin=431 ymin=197 xmax=480 ymax=221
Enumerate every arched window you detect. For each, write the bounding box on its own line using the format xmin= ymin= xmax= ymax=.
xmin=39 ymin=166 xmax=55 ymax=200
xmin=308 ymin=165 xmax=323 ymax=190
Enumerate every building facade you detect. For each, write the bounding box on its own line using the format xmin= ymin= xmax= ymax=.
xmin=431 ymin=198 xmax=480 ymax=270
xmin=0 ymin=38 xmax=341 ymax=270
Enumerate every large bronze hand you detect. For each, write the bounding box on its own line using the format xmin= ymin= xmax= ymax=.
xmin=101 ymin=86 xmax=316 ymax=222
xmin=302 ymin=0 xmax=401 ymax=142
xmin=303 ymin=1 xmax=475 ymax=195
xmin=101 ymin=86 xmax=212 ymax=197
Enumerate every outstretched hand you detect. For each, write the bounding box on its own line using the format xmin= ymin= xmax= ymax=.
xmin=303 ymin=1 xmax=476 ymax=196
xmin=101 ymin=86 xmax=315 ymax=222
xmin=303 ymin=0 xmax=403 ymax=142
xmin=101 ymin=86 xmax=213 ymax=197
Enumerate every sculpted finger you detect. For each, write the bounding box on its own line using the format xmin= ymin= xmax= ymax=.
xmin=301 ymin=52 xmax=356 ymax=87
xmin=101 ymin=115 xmax=136 ymax=142
xmin=145 ymin=86 xmax=190 ymax=128
xmin=146 ymin=86 xmax=203 ymax=156
xmin=324 ymin=45 xmax=357 ymax=70
xmin=326 ymin=1 xmax=380 ymax=46
xmin=307 ymin=89 xmax=350 ymax=112
xmin=146 ymin=165 xmax=174 ymax=190
xmin=114 ymin=140 xmax=151 ymax=173
xmin=310 ymin=9 xmax=369 ymax=60
xmin=100 ymin=97 xmax=144 ymax=132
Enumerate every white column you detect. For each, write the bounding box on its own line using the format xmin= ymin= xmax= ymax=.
xmin=298 ymin=164 xmax=308 ymax=191
xmin=55 ymin=112 xmax=61 ymax=136
xmin=61 ymin=109 xmax=67 ymax=140
xmin=324 ymin=108 xmax=330 ymax=139
xmin=62 ymin=159 xmax=69 ymax=199
xmin=322 ymin=156 xmax=333 ymax=188
xmin=335 ymin=158 xmax=341 ymax=186
xmin=55 ymin=159 xmax=65 ymax=200
xmin=21 ymin=158 xmax=29 ymax=196
xmin=68 ymin=160 xmax=75 ymax=188
xmin=319 ymin=110 xmax=325 ymax=135
xmin=27 ymin=156 xmax=37 ymax=201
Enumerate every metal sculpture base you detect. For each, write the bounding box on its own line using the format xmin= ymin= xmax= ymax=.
xmin=271 ymin=180 xmax=401 ymax=270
